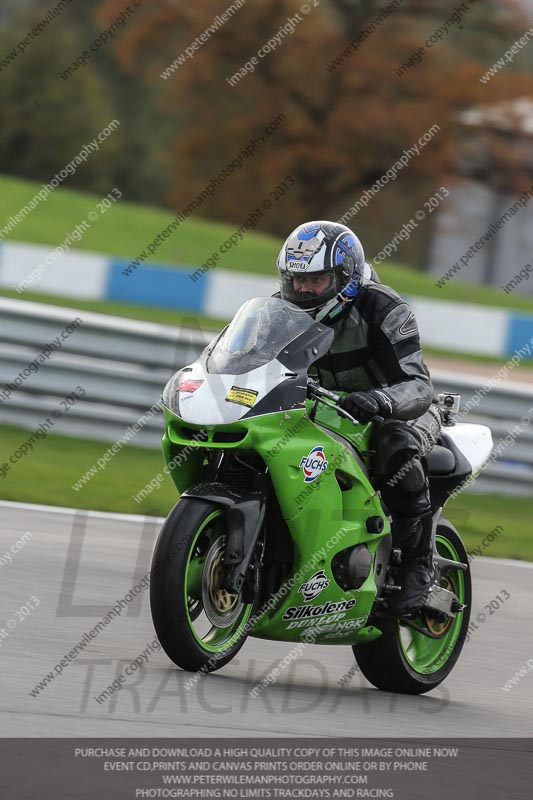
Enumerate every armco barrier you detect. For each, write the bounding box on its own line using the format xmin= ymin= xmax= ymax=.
xmin=0 ymin=297 xmax=532 ymax=493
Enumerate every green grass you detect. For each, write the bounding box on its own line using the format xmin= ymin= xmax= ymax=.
xmin=1 ymin=174 xmax=533 ymax=313
xmin=379 ymin=261 xmax=533 ymax=314
xmin=446 ymin=494 xmax=532 ymax=562
xmin=0 ymin=174 xmax=278 ymax=273
xmin=0 ymin=422 xmax=531 ymax=561
xmin=0 ymin=423 xmax=177 ymax=518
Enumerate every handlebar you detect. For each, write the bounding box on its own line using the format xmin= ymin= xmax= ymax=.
xmin=307 ymin=379 xmax=384 ymax=426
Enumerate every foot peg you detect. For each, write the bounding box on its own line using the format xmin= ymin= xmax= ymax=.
xmin=424 ymin=584 xmax=457 ymax=617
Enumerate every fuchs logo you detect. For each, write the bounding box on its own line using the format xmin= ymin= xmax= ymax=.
xmin=299 ymin=570 xmax=330 ymax=601
xmin=299 ymin=446 xmax=329 ymax=483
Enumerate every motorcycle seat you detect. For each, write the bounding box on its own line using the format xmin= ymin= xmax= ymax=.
xmin=426 ymin=444 xmax=456 ymax=476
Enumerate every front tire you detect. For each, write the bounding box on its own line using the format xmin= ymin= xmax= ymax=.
xmin=150 ymin=497 xmax=255 ymax=673
xmin=353 ymin=521 xmax=471 ymax=694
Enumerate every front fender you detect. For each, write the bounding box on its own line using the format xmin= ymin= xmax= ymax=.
xmin=182 ymin=482 xmax=265 ymax=593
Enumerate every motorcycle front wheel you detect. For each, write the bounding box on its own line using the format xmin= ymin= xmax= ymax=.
xmin=150 ymin=497 xmax=255 ymax=673
xmin=353 ymin=522 xmax=471 ymax=694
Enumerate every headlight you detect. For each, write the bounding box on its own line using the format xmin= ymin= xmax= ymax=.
xmin=162 ymin=370 xmax=183 ymax=414
xmin=162 ymin=369 xmax=204 ymax=414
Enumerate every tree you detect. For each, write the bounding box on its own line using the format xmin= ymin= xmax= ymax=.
xmin=95 ymin=0 xmax=533 ymax=246
xmin=0 ymin=3 xmax=121 ymax=194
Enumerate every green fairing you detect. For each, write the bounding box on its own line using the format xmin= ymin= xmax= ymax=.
xmin=151 ymin=297 xmax=473 ymax=690
xmin=161 ymin=400 xmax=389 ymax=647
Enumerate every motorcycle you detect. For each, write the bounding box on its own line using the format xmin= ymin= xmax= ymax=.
xmin=150 ymin=296 xmax=493 ymax=694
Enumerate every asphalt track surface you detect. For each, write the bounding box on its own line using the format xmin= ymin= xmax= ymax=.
xmin=1 ymin=501 xmax=532 ymax=738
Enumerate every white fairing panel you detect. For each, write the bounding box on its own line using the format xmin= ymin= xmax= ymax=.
xmin=179 ymin=357 xmax=293 ymax=425
xmin=446 ymin=423 xmax=493 ymax=473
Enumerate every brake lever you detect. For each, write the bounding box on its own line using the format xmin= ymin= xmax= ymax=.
xmin=308 ymin=379 xmax=384 ymax=426
xmin=317 ymin=397 xmax=359 ymax=424
xmin=320 ymin=398 xmax=384 ymax=427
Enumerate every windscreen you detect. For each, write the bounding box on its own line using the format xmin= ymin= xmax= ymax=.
xmin=206 ymin=297 xmax=314 ymax=375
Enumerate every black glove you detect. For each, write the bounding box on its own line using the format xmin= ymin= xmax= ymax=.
xmin=338 ymin=389 xmax=396 ymax=423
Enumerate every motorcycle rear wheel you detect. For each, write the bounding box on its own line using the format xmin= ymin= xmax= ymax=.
xmin=353 ymin=522 xmax=471 ymax=694
xmin=150 ymin=498 xmax=255 ymax=673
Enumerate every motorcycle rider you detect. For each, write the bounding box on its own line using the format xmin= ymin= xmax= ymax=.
xmin=277 ymin=220 xmax=442 ymax=617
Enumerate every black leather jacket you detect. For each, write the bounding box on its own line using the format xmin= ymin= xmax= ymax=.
xmin=313 ymin=281 xmax=434 ymax=421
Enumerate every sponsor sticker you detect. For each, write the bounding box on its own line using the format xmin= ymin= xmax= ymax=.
xmin=299 ymin=445 xmax=329 ymax=483
xmin=282 ymin=598 xmax=355 ymax=621
xmin=225 ymin=386 xmax=258 ymax=408
xmin=287 ymin=260 xmax=309 ymax=271
xmin=287 ymin=612 xmax=347 ymax=630
xmin=286 ymin=616 xmax=367 ymax=634
xmin=326 ymin=617 xmax=367 ymax=633
xmin=299 ymin=570 xmax=330 ymax=601
xmin=322 ymin=617 xmax=368 ymax=637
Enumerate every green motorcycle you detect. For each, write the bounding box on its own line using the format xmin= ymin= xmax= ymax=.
xmin=150 ymin=296 xmax=493 ymax=694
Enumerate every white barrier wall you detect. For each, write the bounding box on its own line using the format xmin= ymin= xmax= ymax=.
xmin=1 ymin=238 xmax=532 ymax=358
xmin=0 ymin=241 xmax=109 ymax=299
xmin=204 ymin=269 xmax=278 ymax=318
xmin=408 ymin=297 xmax=508 ymax=357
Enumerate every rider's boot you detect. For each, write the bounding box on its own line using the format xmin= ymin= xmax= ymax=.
xmin=386 ymin=511 xmax=435 ymax=618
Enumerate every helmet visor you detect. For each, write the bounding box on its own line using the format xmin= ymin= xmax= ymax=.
xmin=279 ymin=266 xmax=344 ymax=311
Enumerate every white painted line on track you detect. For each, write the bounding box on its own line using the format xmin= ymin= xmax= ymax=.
xmin=0 ymin=499 xmax=164 ymax=524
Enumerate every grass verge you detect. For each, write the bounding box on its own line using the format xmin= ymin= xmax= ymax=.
xmin=0 ymin=423 xmax=177 ymax=518
xmin=1 ymin=174 xmax=533 ymax=313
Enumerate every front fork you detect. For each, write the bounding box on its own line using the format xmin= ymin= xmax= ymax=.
xmin=182 ymin=480 xmax=267 ymax=599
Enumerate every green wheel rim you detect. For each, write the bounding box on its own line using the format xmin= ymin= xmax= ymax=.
xmin=398 ymin=534 xmax=466 ymax=675
xmin=184 ymin=509 xmax=254 ymax=653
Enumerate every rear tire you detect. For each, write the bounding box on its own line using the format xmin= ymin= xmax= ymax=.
xmin=353 ymin=522 xmax=471 ymax=694
xmin=150 ymin=497 xmax=255 ymax=673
